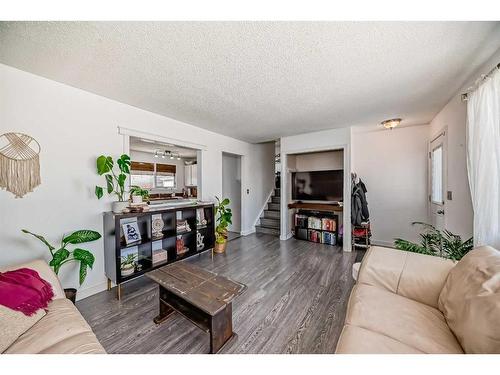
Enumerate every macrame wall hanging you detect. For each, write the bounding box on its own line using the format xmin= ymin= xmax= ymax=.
xmin=0 ymin=132 xmax=41 ymax=198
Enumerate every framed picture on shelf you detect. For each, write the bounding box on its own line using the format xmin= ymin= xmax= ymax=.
xmin=122 ymin=221 xmax=142 ymax=245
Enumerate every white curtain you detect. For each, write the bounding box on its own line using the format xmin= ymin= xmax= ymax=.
xmin=466 ymin=68 xmax=500 ymax=249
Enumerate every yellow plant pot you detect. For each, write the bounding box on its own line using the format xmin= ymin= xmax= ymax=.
xmin=214 ymin=240 xmax=227 ymax=253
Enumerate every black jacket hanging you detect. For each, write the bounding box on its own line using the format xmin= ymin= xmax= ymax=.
xmin=351 ymin=178 xmax=369 ymax=226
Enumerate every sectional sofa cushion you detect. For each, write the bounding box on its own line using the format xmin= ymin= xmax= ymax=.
xmin=438 ymin=246 xmax=500 ymax=353
xmin=4 ymin=298 xmax=105 ymax=354
xmin=343 ymin=284 xmax=463 ymax=353
xmin=0 ymin=305 xmax=45 ymax=352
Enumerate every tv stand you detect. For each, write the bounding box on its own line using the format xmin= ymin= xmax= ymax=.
xmin=288 ymin=202 xmax=343 ymax=213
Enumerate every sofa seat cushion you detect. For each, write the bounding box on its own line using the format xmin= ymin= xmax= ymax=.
xmin=4 ymin=298 xmax=105 ymax=354
xmin=0 ymin=305 xmax=46 ymax=353
xmin=438 ymin=246 xmax=500 ymax=353
xmin=336 ymin=325 xmax=424 ymax=354
xmin=344 ymin=284 xmax=463 ymax=353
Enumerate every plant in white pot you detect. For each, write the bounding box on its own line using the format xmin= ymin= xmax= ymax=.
xmin=129 ymin=185 xmax=149 ymax=204
xmin=95 ymin=154 xmax=131 ymax=213
xmin=120 ymin=253 xmax=137 ymax=277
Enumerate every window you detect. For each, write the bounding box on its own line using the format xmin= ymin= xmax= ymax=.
xmin=130 ymin=161 xmax=176 ymax=190
xmin=156 ymin=174 xmax=175 ymax=188
xmin=431 ymin=145 xmax=443 ymax=204
xmin=131 ymin=173 xmax=155 ymax=189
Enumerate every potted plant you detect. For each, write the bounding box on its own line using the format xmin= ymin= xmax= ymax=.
xmin=214 ymin=196 xmax=232 ymax=254
xmin=394 ymin=222 xmax=473 ymax=261
xmin=120 ymin=253 xmax=137 ymax=277
xmin=95 ymin=154 xmax=131 ymax=213
xmin=22 ymin=229 xmax=101 ymax=303
xmin=129 ymin=185 xmax=150 ymax=204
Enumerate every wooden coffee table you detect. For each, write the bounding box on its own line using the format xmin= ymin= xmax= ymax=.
xmin=146 ymin=261 xmax=247 ymax=353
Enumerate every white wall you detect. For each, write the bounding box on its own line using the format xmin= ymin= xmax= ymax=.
xmin=130 ymin=150 xmax=191 ymax=193
xmin=294 ymin=150 xmax=343 ymax=171
xmin=280 ymin=127 xmax=351 ymax=251
xmin=351 ymin=125 xmax=430 ymax=246
xmin=428 ymin=48 xmax=500 ymax=240
xmin=0 ymin=64 xmax=274 ymax=300
xmin=222 ymin=153 xmax=242 ymax=233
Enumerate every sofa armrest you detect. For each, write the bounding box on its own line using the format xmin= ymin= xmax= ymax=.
xmin=0 ymin=259 xmax=65 ymax=300
xmin=358 ymin=246 xmax=455 ymax=308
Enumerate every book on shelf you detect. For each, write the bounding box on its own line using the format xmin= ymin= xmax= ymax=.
xmin=321 ymin=218 xmax=336 ymax=232
xmin=308 ymin=217 xmax=322 ymax=230
xmin=321 ymin=231 xmax=336 ymax=246
xmin=308 ymin=229 xmax=321 ymax=243
xmin=295 ymin=214 xmax=308 ymax=228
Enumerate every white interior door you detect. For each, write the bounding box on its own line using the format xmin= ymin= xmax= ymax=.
xmin=429 ymin=132 xmax=447 ymax=230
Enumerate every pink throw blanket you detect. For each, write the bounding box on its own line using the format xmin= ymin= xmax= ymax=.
xmin=0 ymin=268 xmax=54 ymax=316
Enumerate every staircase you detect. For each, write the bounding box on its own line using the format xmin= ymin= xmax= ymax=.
xmin=255 ymin=187 xmax=281 ymax=236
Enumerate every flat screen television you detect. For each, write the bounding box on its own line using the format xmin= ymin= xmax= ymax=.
xmin=291 ymin=170 xmax=343 ymax=202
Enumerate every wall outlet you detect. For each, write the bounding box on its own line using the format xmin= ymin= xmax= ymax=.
xmin=447 ymin=191 xmax=453 ymax=200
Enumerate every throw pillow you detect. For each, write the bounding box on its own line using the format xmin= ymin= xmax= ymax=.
xmin=438 ymin=246 xmax=500 ymax=353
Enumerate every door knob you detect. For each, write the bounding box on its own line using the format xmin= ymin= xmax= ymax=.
xmin=437 ymin=210 xmax=445 ymax=215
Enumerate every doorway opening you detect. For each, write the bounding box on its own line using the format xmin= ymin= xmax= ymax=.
xmin=128 ymin=136 xmax=200 ymax=204
xmin=222 ymin=152 xmax=242 ymax=240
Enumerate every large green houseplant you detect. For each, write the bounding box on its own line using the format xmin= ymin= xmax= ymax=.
xmin=22 ymin=229 xmax=101 ymax=302
xmin=214 ymin=196 xmax=232 ymax=253
xmin=95 ymin=154 xmax=131 ymax=213
xmin=394 ymin=222 xmax=473 ymax=261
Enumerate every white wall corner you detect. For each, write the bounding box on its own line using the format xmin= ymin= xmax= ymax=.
xmin=241 ymin=228 xmax=256 ymax=236
xmin=75 ymin=281 xmax=108 ymax=302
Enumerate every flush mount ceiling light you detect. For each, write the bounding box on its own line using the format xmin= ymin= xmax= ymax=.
xmin=381 ymin=118 xmax=402 ymax=130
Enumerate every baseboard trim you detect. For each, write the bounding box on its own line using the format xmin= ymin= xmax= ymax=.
xmin=280 ymin=232 xmax=293 ymax=241
xmin=241 ymin=228 xmax=256 ymax=236
xmin=76 ymin=281 xmax=108 ymax=301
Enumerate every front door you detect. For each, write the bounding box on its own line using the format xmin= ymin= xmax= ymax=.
xmin=429 ymin=132 xmax=447 ymax=231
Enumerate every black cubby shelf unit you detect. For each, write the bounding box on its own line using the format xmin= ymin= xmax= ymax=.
xmin=293 ymin=209 xmax=339 ymax=247
xmin=103 ymin=203 xmax=215 ymax=299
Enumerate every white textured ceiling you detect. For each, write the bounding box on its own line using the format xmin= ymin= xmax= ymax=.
xmin=1 ymin=22 xmax=499 ymax=142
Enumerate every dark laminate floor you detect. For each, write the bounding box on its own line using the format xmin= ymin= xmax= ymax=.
xmin=77 ymin=233 xmax=362 ymax=354
xmin=227 ymin=231 xmax=242 ymax=242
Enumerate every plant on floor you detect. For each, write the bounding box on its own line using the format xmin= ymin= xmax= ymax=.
xmin=394 ymin=222 xmax=473 ymax=261
xmin=22 ymin=229 xmax=101 ymax=285
xmin=94 ymin=154 xmax=131 ymax=202
xmin=214 ymin=196 xmax=232 ymax=253
xmin=129 ymin=185 xmax=150 ymax=203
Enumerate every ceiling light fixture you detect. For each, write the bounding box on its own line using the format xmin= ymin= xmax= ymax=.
xmin=153 ymin=149 xmax=181 ymax=160
xmin=381 ymin=118 xmax=402 ymax=130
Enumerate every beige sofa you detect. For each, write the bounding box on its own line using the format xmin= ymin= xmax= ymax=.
xmin=1 ymin=260 xmax=105 ymax=354
xmin=336 ymin=245 xmax=500 ymax=354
